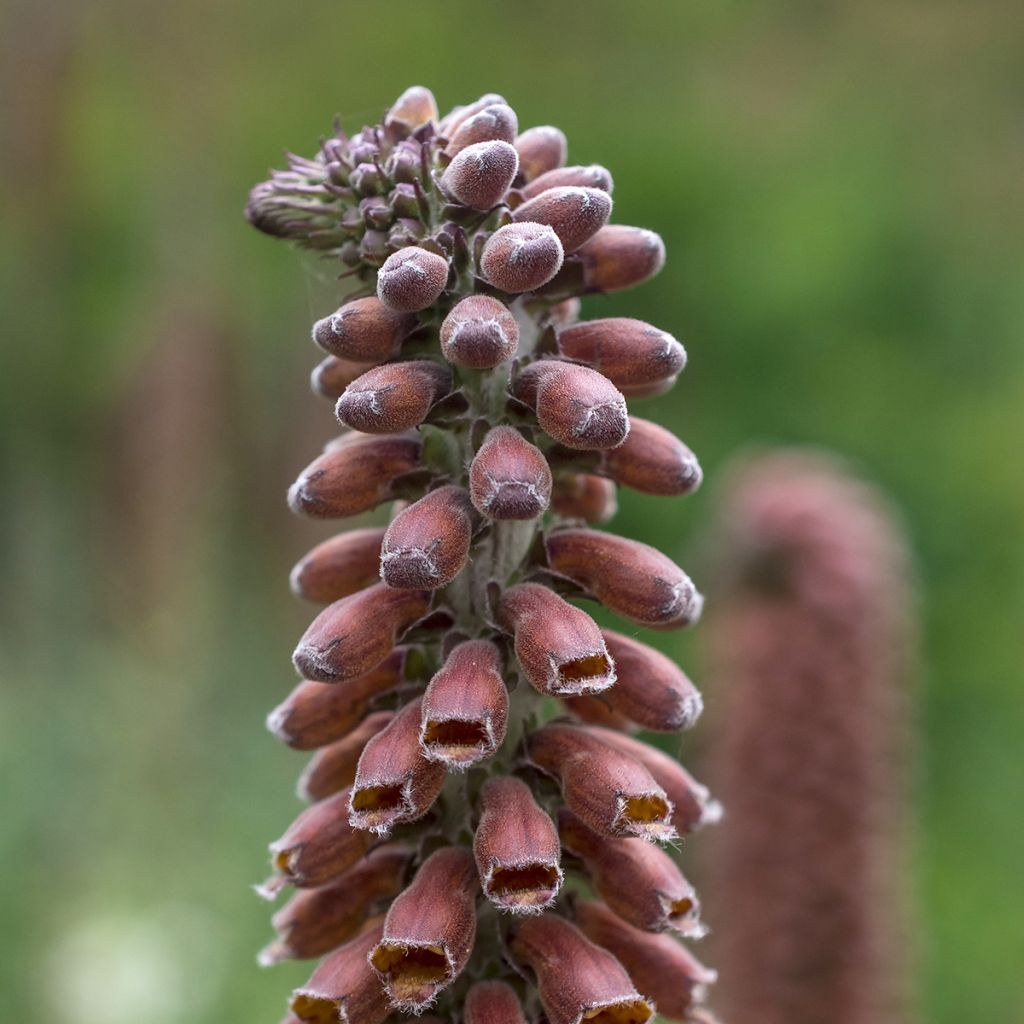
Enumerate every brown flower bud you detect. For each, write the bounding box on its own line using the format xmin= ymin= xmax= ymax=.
xmin=380 ymin=485 xmax=474 ymax=590
xmin=526 ymin=723 xmax=676 ymax=841
xmin=265 ymin=787 xmax=373 ymax=893
xmin=349 ymin=697 xmax=446 ymax=835
xmin=548 ymin=296 xmax=582 ymax=328
xmin=312 ymin=297 xmax=416 ymax=361
xmin=577 ymin=225 xmax=666 ymax=294
xmin=267 ymin=649 xmax=406 ymax=750
xmin=559 ymin=810 xmax=703 ymax=936
xmin=384 ymin=85 xmax=438 ymax=133
xmin=512 ymin=361 xmax=628 ymax=451
xmin=311 ymin=355 xmax=375 ymax=400
xmin=470 ymin=426 xmax=552 ymax=519
xmin=335 ymin=360 xmax=451 ymax=434
xmin=545 ymin=529 xmax=702 ymax=629
xmin=508 ymin=913 xmax=655 ymax=1024
xmin=293 ymin=583 xmax=430 ymax=683
xmin=440 ymin=294 xmax=520 ymax=368
xmin=575 ymin=900 xmax=717 ymax=1023
xmin=585 ymin=727 xmax=721 ymax=834
xmin=369 ymin=846 xmax=479 ymax=1009
xmin=298 ymin=711 xmax=395 ymax=802
xmin=514 ymin=125 xmax=568 ymax=182
xmin=551 ymin=473 xmax=618 ymax=523
xmin=599 ymin=629 xmax=703 ymax=732
xmin=601 ymin=418 xmax=702 ymax=497
xmin=498 ymin=582 xmax=615 ymax=696
xmin=289 ymin=918 xmax=390 ymax=1024
xmin=446 ymin=102 xmax=518 ymax=157
xmin=521 ymin=164 xmax=614 ymax=199
xmin=473 ymin=776 xmax=563 ymax=912
xmin=439 ymin=93 xmax=507 ymax=136
xmin=261 ymin=845 xmax=412 ymax=964
xmin=513 ymin=186 xmax=612 ymax=253
xmin=464 ymin=981 xmax=528 ymax=1024
xmin=288 ymin=432 xmax=422 ymax=519
xmin=440 ymin=140 xmax=519 ymax=210
xmin=555 ymin=318 xmax=686 ymax=396
xmin=420 ymin=639 xmax=509 ymax=769
xmin=290 ymin=527 xmax=386 ymax=604
xmin=480 ymin=222 xmax=564 ymax=294
xmin=377 ymin=246 xmax=450 ymax=312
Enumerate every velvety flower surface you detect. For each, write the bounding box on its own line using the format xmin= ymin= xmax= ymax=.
xmin=249 ymin=86 xmax=717 ymax=1023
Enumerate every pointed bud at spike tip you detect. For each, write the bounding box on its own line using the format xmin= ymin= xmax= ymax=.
xmin=290 ymin=527 xmax=385 ymax=604
xmin=349 ymin=698 xmax=446 ymax=835
xmin=384 ymin=85 xmax=438 ymax=134
xmin=312 ymin=297 xmax=416 ymax=361
xmin=377 ymin=246 xmax=450 ymax=312
xmin=512 ymin=186 xmax=612 ymax=253
xmin=440 ymin=140 xmax=519 ymax=210
xmin=514 ymin=125 xmax=568 ymax=182
xmin=369 ymin=846 xmax=479 ymax=1010
xmin=470 ymin=426 xmax=552 ymax=519
xmin=498 ymin=582 xmax=615 ymax=696
xmin=440 ymin=294 xmax=519 ymax=368
xmin=473 ymin=776 xmax=562 ymax=912
xmin=380 ymin=485 xmax=475 ymax=590
xmin=480 ymin=222 xmax=564 ymax=294
xmin=297 ymin=710 xmax=394 ymax=802
xmin=335 ymin=360 xmax=451 ymax=434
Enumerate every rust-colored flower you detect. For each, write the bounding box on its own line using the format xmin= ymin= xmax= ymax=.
xmin=249 ymin=85 xmax=716 ymax=1022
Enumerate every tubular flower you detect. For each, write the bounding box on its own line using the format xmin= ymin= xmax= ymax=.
xmin=701 ymin=451 xmax=914 ymax=1024
xmin=249 ymin=86 xmax=716 ymax=1021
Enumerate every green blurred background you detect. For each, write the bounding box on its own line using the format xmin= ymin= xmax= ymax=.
xmin=2 ymin=0 xmax=1021 ymax=1020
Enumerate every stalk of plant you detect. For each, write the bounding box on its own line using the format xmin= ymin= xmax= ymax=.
xmin=701 ymin=450 xmax=914 ymax=1024
xmin=249 ymin=85 xmax=718 ymax=1024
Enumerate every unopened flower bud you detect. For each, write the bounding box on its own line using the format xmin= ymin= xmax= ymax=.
xmin=548 ymin=296 xmax=582 ymax=328
xmin=559 ymin=810 xmax=702 ymax=936
xmin=350 ymin=162 xmax=385 ymax=197
xmin=556 ymin=317 xmax=686 ymax=396
xmin=380 ymin=485 xmax=474 ymax=589
xmin=551 ymin=473 xmax=618 ymax=523
xmin=369 ymin=846 xmax=478 ymax=1009
xmin=360 ymin=195 xmax=394 ymax=230
xmin=514 ymin=126 xmax=568 ymax=182
xmin=262 ymin=845 xmax=411 ymax=963
xmin=526 ymin=723 xmax=676 ymax=841
xmin=446 ymin=102 xmax=518 ymax=157
xmin=312 ymin=297 xmax=416 ymax=361
xmin=389 ymin=182 xmax=422 ymax=219
xmin=470 ymin=426 xmax=552 ymax=519
xmin=311 ymin=355 xmax=375 ymax=400
xmin=420 ymin=639 xmax=508 ymax=769
xmin=600 ymin=418 xmax=701 ymax=496
xmin=384 ymin=85 xmax=438 ymax=134
xmin=377 ymin=246 xmax=450 ymax=312
xmin=587 ymin=726 xmax=721 ymax=834
xmin=578 ymin=225 xmax=665 ymax=294
xmin=498 ymin=582 xmax=615 ymax=696
xmin=289 ymin=919 xmax=390 ymax=1024
xmin=575 ymin=900 xmax=717 ymax=1023
xmin=464 ymin=981 xmax=528 ymax=1024
xmin=545 ymin=529 xmax=702 ymax=628
xmin=349 ymin=697 xmax=446 ymax=835
xmin=508 ymin=913 xmax=655 ymax=1024
xmin=290 ymin=527 xmax=385 ymax=604
xmin=480 ymin=222 xmax=564 ymax=294
xmin=473 ymin=776 xmax=562 ymax=912
xmin=288 ymin=432 xmax=422 ymax=519
xmin=440 ymin=140 xmax=519 ymax=210
xmin=521 ymin=164 xmax=614 ymax=199
xmin=439 ymin=93 xmax=507 ymax=137
xmin=265 ymin=787 xmax=373 ymax=892
xmin=298 ymin=710 xmax=395 ymax=802
xmin=599 ymin=629 xmax=703 ymax=732
xmin=293 ymin=583 xmax=430 ymax=683
xmin=512 ymin=360 xmax=628 ymax=450
xmin=513 ymin=186 xmax=612 ymax=253
xmin=267 ymin=649 xmax=406 ymax=750
xmin=335 ymin=360 xmax=451 ymax=434
xmin=440 ymin=294 xmax=519 ymax=368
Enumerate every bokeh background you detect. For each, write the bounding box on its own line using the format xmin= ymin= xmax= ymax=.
xmin=2 ymin=1 xmax=1021 ymax=1021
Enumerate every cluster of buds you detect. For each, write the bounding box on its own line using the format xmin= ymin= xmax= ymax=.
xmin=249 ymin=86 xmax=718 ymax=1024
xmin=702 ymin=451 xmax=914 ymax=1024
